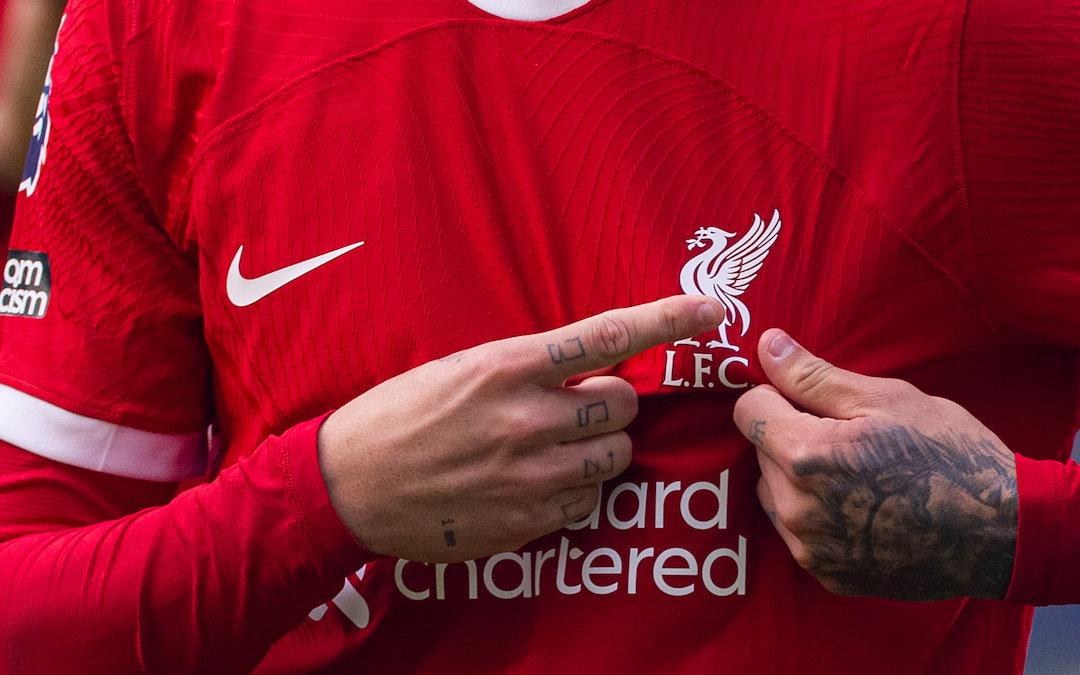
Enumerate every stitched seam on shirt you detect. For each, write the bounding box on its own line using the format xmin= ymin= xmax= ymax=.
xmin=0 ymin=372 xmax=203 ymax=435
xmin=951 ymin=0 xmax=1005 ymax=343
xmin=179 ymin=19 xmax=1008 ymax=342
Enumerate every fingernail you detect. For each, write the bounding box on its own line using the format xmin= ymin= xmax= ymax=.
xmin=767 ymin=332 xmax=797 ymax=359
xmin=698 ymin=301 xmax=722 ymax=326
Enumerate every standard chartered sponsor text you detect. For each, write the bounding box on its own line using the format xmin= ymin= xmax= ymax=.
xmin=396 ymin=472 xmax=746 ymax=600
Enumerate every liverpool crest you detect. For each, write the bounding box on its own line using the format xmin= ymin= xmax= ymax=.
xmin=676 ymin=210 xmax=781 ymax=351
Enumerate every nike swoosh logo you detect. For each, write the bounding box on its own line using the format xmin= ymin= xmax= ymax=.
xmin=226 ymin=241 xmax=364 ymax=307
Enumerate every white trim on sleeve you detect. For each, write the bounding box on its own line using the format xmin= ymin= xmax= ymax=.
xmin=0 ymin=384 xmax=208 ymax=481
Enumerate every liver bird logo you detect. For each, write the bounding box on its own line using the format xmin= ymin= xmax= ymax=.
xmin=676 ymin=210 xmax=782 ymax=350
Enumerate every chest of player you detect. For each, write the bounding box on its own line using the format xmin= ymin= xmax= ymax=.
xmin=187 ymin=21 xmax=990 ymax=441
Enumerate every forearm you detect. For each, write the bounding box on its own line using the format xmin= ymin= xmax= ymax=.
xmin=0 ymin=415 xmax=371 ymax=674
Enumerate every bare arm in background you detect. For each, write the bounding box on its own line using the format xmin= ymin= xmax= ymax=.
xmin=0 ymin=0 xmax=65 ymax=191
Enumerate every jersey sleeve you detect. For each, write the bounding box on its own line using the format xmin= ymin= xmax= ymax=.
xmin=0 ymin=415 xmax=375 ymax=674
xmin=959 ymin=0 xmax=1080 ymax=606
xmin=1006 ymin=453 xmax=1080 ymax=606
xmin=0 ymin=0 xmax=211 ymax=479
xmin=0 ymin=0 xmax=377 ymax=668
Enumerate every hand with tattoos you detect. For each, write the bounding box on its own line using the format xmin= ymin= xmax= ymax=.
xmin=734 ymin=329 xmax=1019 ymax=602
xmin=318 ymin=295 xmax=725 ymax=563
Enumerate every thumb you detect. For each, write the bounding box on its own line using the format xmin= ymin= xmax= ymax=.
xmin=757 ymin=329 xmax=884 ymax=420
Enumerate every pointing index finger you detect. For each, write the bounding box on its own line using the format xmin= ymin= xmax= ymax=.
xmin=530 ymin=296 xmax=724 ymax=387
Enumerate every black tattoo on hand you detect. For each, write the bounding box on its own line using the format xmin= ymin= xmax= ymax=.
xmin=583 ymin=451 xmax=615 ymax=479
xmin=749 ymin=420 xmax=767 ymax=447
xmin=441 ymin=519 xmax=456 ymax=546
xmin=547 ymin=337 xmax=586 ymax=364
xmin=437 ymin=353 xmax=464 ymax=363
xmin=577 ymin=401 xmax=610 ymax=427
xmin=791 ymin=423 xmax=1018 ymax=601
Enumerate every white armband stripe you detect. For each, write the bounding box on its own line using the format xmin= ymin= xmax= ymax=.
xmin=0 ymin=384 xmax=208 ymax=481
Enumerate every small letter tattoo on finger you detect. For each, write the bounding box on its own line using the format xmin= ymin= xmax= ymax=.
xmin=583 ymin=450 xmax=615 ymax=478
xmin=547 ymin=337 xmax=586 ymax=364
xmin=749 ymin=420 xmax=767 ymax=447
xmin=576 ymin=400 xmax=610 ymax=427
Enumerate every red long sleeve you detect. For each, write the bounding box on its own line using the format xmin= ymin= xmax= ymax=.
xmin=0 ymin=415 xmax=374 ymax=674
xmin=1005 ymin=453 xmax=1080 ymax=606
xmin=958 ymin=0 xmax=1080 ymax=607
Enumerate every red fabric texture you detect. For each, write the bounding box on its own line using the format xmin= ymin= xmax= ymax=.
xmin=0 ymin=0 xmax=1076 ymax=671
xmin=960 ymin=0 xmax=1080 ymax=345
xmin=958 ymin=0 xmax=1080 ymax=609
xmin=0 ymin=414 xmax=373 ymax=674
xmin=0 ymin=2 xmax=211 ymax=434
xmin=1007 ymin=453 xmax=1080 ymax=606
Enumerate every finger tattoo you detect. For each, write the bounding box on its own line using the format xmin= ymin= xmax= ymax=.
xmin=583 ymin=450 xmax=615 ymax=479
xmin=577 ymin=400 xmax=610 ymax=427
xmin=791 ymin=423 xmax=1018 ymax=601
xmin=547 ymin=337 xmax=586 ymax=364
xmin=749 ymin=420 xmax=767 ymax=447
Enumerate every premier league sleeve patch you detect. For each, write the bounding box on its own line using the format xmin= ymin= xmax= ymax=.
xmin=1 ymin=251 xmax=52 ymax=318
xmin=19 ymin=15 xmax=64 ymax=198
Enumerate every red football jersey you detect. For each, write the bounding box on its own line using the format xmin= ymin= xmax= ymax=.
xmin=1 ymin=0 xmax=1078 ymax=673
